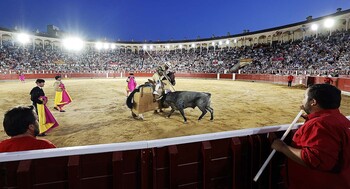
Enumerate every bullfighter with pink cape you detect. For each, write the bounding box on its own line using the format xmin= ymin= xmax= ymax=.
xmin=53 ymin=75 xmax=72 ymax=112
xmin=19 ymin=73 xmax=25 ymax=83
xmin=126 ymin=73 xmax=137 ymax=97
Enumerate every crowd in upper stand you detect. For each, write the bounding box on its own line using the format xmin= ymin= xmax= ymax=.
xmin=240 ymin=30 xmax=350 ymax=76
xmin=1 ymin=30 xmax=350 ymax=76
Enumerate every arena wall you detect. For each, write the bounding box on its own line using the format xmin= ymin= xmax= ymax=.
xmin=0 ymin=123 xmax=303 ymax=189
xmin=1 ymin=72 xmax=350 ymax=188
xmin=1 ymin=73 xmax=350 ymax=92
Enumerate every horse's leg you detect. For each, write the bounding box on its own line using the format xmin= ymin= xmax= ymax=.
xmin=158 ymin=101 xmax=164 ymax=112
xmin=206 ymin=106 xmax=214 ymax=120
xmin=197 ymin=106 xmax=208 ymax=120
xmin=154 ymin=108 xmax=163 ymax=113
xmin=131 ymin=111 xmax=138 ymax=119
xmin=131 ymin=110 xmax=144 ymax=120
xmin=139 ymin=114 xmax=144 ymax=120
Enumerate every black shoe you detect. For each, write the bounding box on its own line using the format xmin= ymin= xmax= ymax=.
xmin=60 ymin=110 xmax=66 ymax=112
xmin=54 ymin=107 xmax=59 ymax=111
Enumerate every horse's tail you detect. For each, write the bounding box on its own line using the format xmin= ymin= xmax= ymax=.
xmin=126 ymin=89 xmax=137 ymax=109
xmin=126 ymin=84 xmax=151 ymax=109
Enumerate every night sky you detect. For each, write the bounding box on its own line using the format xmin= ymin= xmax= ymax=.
xmin=0 ymin=0 xmax=350 ymax=42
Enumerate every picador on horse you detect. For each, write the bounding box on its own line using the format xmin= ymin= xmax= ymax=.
xmin=126 ymin=62 xmax=213 ymax=123
xmin=126 ymin=62 xmax=175 ymax=120
xmin=151 ymin=62 xmax=175 ymax=98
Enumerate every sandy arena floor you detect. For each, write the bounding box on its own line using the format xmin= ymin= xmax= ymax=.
xmin=1 ymin=78 xmax=350 ymax=148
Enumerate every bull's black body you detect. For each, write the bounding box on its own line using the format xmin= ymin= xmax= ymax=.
xmin=161 ymin=91 xmax=214 ymax=123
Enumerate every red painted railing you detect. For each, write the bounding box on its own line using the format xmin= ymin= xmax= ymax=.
xmin=0 ymin=123 xmax=301 ymax=189
xmin=0 ymin=116 xmax=349 ymax=189
xmin=1 ymin=72 xmax=349 ymax=93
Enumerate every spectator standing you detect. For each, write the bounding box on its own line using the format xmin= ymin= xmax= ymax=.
xmin=287 ymin=75 xmax=294 ymax=87
xmin=0 ymin=106 xmax=56 ymax=152
xmin=324 ymin=76 xmax=334 ymax=85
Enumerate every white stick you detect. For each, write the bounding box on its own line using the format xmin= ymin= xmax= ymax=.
xmin=253 ymin=110 xmax=303 ymax=182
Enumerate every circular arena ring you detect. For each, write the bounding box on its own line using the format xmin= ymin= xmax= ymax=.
xmin=1 ymin=78 xmax=350 ymax=147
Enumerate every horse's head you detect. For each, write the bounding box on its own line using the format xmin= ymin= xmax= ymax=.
xmin=167 ymin=72 xmax=176 ymax=86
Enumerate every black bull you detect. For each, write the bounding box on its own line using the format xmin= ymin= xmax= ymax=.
xmin=161 ymin=91 xmax=214 ymax=123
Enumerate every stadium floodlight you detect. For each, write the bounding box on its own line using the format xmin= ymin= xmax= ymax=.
xmin=111 ymin=44 xmax=116 ymax=49
xmin=103 ymin=43 xmax=110 ymax=49
xmin=63 ymin=37 xmax=84 ymax=51
xmin=324 ymin=18 xmax=335 ymax=28
xmin=166 ymin=45 xmax=170 ymax=49
xmin=192 ymin=43 xmax=196 ymax=48
xmin=150 ymin=45 xmax=153 ymax=50
xmin=143 ymin=45 xmax=147 ymax=50
xmin=226 ymin=40 xmax=230 ymax=45
xmin=219 ymin=41 xmax=223 ymax=45
xmin=95 ymin=42 xmax=103 ymax=50
xmin=234 ymin=39 xmax=237 ymax=43
xmin=17 ymin=33 xmax=30 ymax=44
xmin=311 ymin=23 xmax=319 ymax=38
xmin=212 ymin=42 xmax=215 ymax=46
xmin=179 ymin=44 xmax=182 ymax=48
xmin=311 ymin=24 xmax=318 ymax=31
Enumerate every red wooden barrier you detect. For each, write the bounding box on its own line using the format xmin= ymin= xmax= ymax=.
xmin=231 ymin=137 xmax=242 ymax=189
xmin=1 ymin=72 xmax=349 ymax=93
xmin=0 ymin=129 xmax=309 ymax=189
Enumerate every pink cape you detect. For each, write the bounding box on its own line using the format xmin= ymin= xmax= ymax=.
xmin=39 ymin=96 xmax=59 ymax=133
xmin=58 ymin=83 xmax=72 ymax=105
xmin=44 ymin=105 xmax=59 ymax=133
xmin=61 ymin=90 xmax=72 ymax=105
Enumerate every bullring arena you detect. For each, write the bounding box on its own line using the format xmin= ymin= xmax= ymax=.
xmin=1 ymin=77 xmax=350 ymax=147
xmin=2 ymin=7 xmax=350 ymax=189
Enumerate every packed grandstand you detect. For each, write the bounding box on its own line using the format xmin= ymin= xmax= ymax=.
xmin=2 ymin=7 xmax=350 ymax=189
xmin=0 ymin=9 xmax=350 ymax=76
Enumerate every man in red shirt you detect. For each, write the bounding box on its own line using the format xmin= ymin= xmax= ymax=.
xmin=287 ymin=75 xmax=294 ymax=87
xmin=324 ymin=76 xmax=333 ymax=85
xmin=272 ymin=84 xmax=350 ymax=189
xmin=0 ymin=106 xmax=56 ymax=152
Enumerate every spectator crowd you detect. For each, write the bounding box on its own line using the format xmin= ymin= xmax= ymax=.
xmin=1 ymin=30 xmax=350 ymax=76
